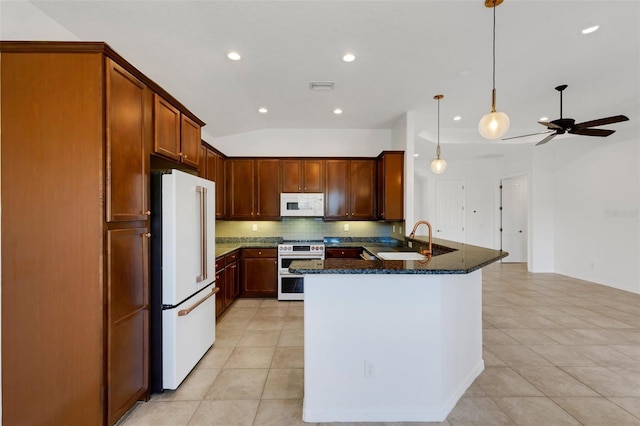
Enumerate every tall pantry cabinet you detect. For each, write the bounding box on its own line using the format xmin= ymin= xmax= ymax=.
xmin=0 ymin=42 xmax=204 ymax=425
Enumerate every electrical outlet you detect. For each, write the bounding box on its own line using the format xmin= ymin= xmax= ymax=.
xmin=252 ymin=224 xmax=258 ymax=232
xmin=399 ymin=225 xmax=403 ymax=233
xmin=392 ymin=225 xmax=396 ymax=233
xmin=344 ymin=224 xmax=349 ymax=231
xmin=364 ymin=360 xmax=375 ymax=378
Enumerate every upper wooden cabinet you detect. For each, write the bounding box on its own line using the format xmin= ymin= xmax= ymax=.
xmin=106 ymin=60 xmax=150 ymax=223
xmin=227 ymin=159 xmax=281 ymax=220
xmin=282 ymin=159 xmax=324 ymax=192
xmin=377 ymin=151 xmax=404 ymax=221
xmin=199 ymin=142 xmax=227 ymax=219
xmin=153 ymin=93 xmax=200 ymax=168
xmin=325 ymin=159 xmax=376 ymax=220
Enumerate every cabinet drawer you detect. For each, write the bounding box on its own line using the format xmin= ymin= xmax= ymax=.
xmin=215 ymin=258 xmax=225 ymax=270
xmin=242 ymin=248 xmax=277 ymax=258
xmin=326 ymin=247 xmax=362 ymax=259
xmin=225 ymin=250 xmax=239 ymax=265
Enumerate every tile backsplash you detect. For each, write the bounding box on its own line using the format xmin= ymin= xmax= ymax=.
xmin=216 ymin=218 xmax=405 ymax=240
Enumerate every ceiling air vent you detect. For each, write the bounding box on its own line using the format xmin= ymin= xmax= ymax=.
xmin=310 ymin=81 xmax=334 ymax=91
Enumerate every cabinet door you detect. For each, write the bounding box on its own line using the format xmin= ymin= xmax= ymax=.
xmin=256 ymin=159 xmax=281 ymax=219
xmin=282 ymin=159 xmax=302 ymax=192
xmin=198 ymin=144 xmax=207 ymax=178
xmin=228 ymin=261 xmax=240 ymax=299
xmin=350 ymin=159 xmax=376 ymax=220
xmin=215 ymin=263 xmax=226 ymax=319
xmin=153 ymin=94 xmax=181 ymax=161
xmin=303 ymin=159 xmax=324 ymax=192
xmin=106 ymin=59 xmax=149 ymax=222
xmin=206 ymin=148 xmax=217 ymax=182
xmin=378 ymin=152 xmax=404 ymax=220
xmin=180 ymin=114 xmax=200 ymax=168
xmin=325 ymin=159 xmax=350 ymax=219
xmin=215 ymin=154 xmax=226 ymax=218
xmin=241 ymin=258 xmax=277 ymax=297
xmin=227 ymin=159 xmax=255 ymax=218
xmin=107 ymin=227 xmax=149 ymax=425
xmin=325 ymin=247 xmax=362 ymax=258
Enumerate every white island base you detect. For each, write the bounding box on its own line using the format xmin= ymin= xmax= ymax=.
xmin=303 ymin=270 xmax=484 ymax=423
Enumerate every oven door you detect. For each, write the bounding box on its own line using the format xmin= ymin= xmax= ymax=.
xmin=279 ymin=274 xmax=305 ymax=296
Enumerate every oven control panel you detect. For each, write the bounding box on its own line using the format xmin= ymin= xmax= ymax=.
xmin=278 ymin=244 xmax=325 ymax=253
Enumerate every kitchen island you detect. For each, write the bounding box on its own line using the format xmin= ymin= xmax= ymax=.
xmin=290 ymin=238 xmax=507 ymax=423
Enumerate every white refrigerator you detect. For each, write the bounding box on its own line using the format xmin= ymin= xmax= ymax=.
xmin=150 ymin=169 xmax=216 ymax=392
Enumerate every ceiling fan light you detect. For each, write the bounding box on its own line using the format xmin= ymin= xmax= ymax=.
xmin=478 ymin=111 xmax=510 ymax=139
xmin=431 ymin=158 xmax=447 ymax=174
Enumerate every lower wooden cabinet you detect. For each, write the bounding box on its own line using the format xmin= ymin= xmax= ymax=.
xmin=325 ymin=247 xmax=362 ymax=259
xmin=241 ymin=248 xmax=278 ymax=298
xmin=215 ymin=250 xmax=240 ymax=319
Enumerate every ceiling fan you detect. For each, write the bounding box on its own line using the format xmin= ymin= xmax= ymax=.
xmin=503 ymin=84 xmax=629 ymax=146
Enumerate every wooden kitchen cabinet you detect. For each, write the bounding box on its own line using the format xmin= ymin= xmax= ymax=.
xmin=325 ymin=247 xmax=362 ymax=259
xmin=215 ymin=257 xmax=226 ymax=319
xmin=227 ymin=159 xmax=281 ymax=219
xmin=215 ymin=250 xmax=240 ymax=319
xmin=241 ymin=248 xmax=278 ymax=297
xmin=377 ymin=151 xmax=404 ymax=221
xmin=0 ymin=42 xmax=204 ymax=426
xmin=325 ymin=159 xmax=376 ymax=220
xmin=199 ymin=141 xmax=227 ymax=219
xmin=153 ymin=93 xmax=201 ymax=169
xmin=282 ymin=159 xmax=324 ymax=192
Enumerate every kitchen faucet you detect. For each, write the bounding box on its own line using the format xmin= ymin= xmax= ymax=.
xmin=408 ymin=220 xmax=433 ymax=256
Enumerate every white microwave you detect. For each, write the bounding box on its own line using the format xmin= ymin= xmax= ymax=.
xmin=280 ymin=193 xmax=324 ymax=217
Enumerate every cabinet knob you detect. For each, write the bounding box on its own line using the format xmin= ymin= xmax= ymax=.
xmin=257 ymin=212 xmax=260 ymax=216
xmin=258 ymin=251 xmax=262 ymax=255
xmin=183 ymin=154 xmax=188 ymax=159
xmin=179 ymin=152 xmax=183 ymax=157
xmin=144 ymin=210 xmax=151 ymax=216
xmin=144 ymin=233 xmax=151 ymax=238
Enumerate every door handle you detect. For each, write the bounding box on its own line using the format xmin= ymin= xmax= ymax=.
xmin=178 ymin=287 xmax=219 ymax=316
xmin=196 ymin=185 xmax=207 ymax=282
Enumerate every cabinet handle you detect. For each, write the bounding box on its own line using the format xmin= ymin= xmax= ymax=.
xmin=196 ymin=185 xmax=207 ymax=282
xmin=178 ymin=287 xmax=219 ymax=316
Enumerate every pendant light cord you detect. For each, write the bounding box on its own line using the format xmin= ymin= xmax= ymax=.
xmin=492 ymin=0 xmax=496 ymax=94
xmin=436 ymin=96 xmax=441 ymax=158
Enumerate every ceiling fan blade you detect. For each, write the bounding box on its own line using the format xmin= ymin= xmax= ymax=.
xmin=574 ymin=115 xmax=629 ymax=128
xmin=569 ymin=128 xmax=615 ymax=137
xmin=538 ymin=120 xmax=563 ymax=130
xmin=502 ymin=130 xmax=552 ymax=141
xmin=535 ymin=133 xmax=558 ymax=146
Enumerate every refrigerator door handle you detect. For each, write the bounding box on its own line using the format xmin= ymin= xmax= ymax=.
xmin=178 ymin=287 xmax=219 ymax=317
xmin=196 ymin=185 xmax=207 ymax=282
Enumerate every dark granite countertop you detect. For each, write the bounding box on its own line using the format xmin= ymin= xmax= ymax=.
xmin=289 ymin=237 xmax=508 ymax=275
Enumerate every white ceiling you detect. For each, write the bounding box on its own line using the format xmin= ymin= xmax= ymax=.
xmin=22 ymin=1 xmax=640 ymax=160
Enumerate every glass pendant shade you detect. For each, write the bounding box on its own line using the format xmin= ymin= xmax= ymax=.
xmin=431 ymin=157 xmax=447 ymax=174
xmin=478 ymin=110 xmax=510 ymax=139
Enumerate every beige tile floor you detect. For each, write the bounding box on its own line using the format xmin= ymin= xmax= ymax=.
xmin=119 ymin=263 xmax=640 ymax=425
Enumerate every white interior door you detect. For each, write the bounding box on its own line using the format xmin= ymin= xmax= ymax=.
xmin=501 ymin=175 xmax=528 ymax=263
xmin=434 ymin=179 xmax=465 ymax=242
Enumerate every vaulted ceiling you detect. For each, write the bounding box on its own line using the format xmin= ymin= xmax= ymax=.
xmin=13 ymin=1 xmax=640 ymax=160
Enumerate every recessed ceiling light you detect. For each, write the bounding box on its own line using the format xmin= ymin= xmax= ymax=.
xmin=333 ymin=108 xmax=343 ymax=115
xmin=581 ymin=25 xmax=599 ymax=35
xmin=413 ymin=153 xmax=420 ymax=157
xmin=342 ymin=53 xmax=356 ymax=62
xmin=539 ymin=116 xmax=549 ymax=121
xmin=258 ymin=107 xmax=268 ymax=114
xmin=227 ymin=51 xmax=241 ymax=61
xmin=453 ymin=116 xmax=462 ymax=121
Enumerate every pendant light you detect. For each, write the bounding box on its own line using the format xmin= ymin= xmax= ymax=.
xmin=431 ymin=94 xmax=447 ymax=174
xmin=478 ymin=0 xmax=510 ymax=139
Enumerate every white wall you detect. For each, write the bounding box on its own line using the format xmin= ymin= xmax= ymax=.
xmin=0 ymin=0 xmax=79 ymax=40
xmin=418 ymin=159 xmax=500 ymax=249
xmin=553 ymin=137 xmax=639 ymax=293
xmin=209 ymin=128 xmax=391 ymax=157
